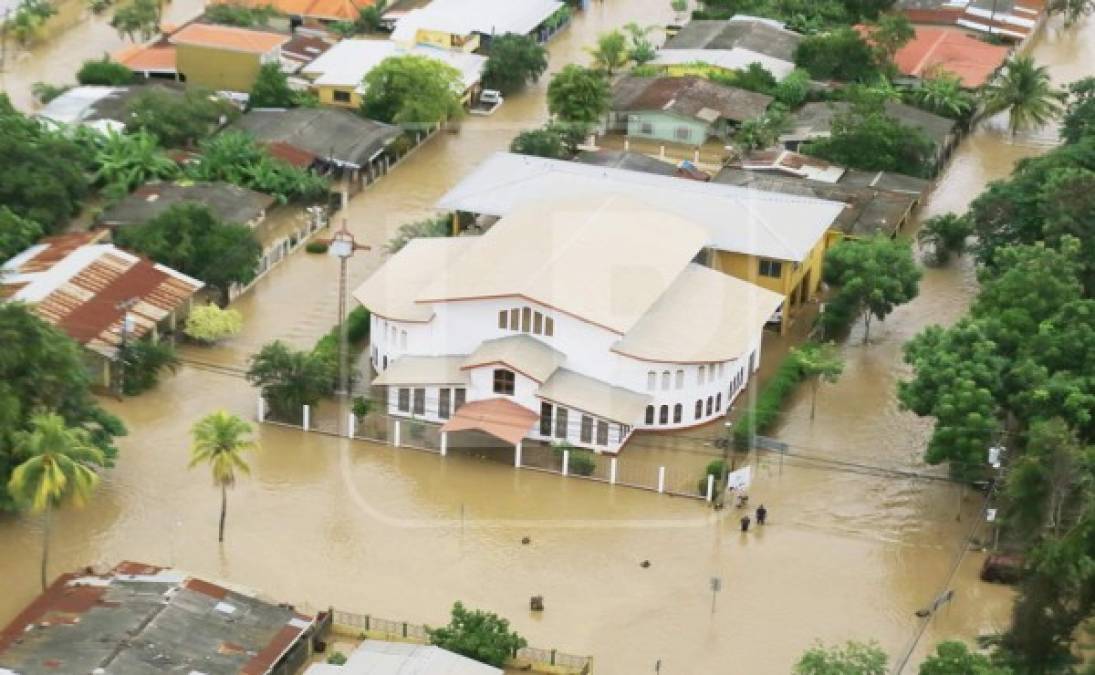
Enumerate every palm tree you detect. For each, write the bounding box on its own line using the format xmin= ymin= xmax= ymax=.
xmin=793 ymin=343 xmax=844 ymax=421
xmin=189 ymin=411 xmax=255 ymax=543
xmin=912 ymin=72 xmax=973 ymax=119
xmin=587 ymin=30 xmax=629 ymax=75
xmin=917 ymin=213 xmax=972 ymax=265
xmin=7 ymin=413 xmax=105 ymax=590
xmin=981 ymin=56 xmax=1065 ymax=135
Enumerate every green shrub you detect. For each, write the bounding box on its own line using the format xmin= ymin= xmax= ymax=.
xmin=326 ymin=652 xmax=348 ymax=665
xmin=119 ymin=338 xmax=179 ymax=395
xmin=352 ymin=396 xmax=371 ymax=419
xmin=305 ymin=241 xmax=328 ymax=254
xmin=345 ymin=306 xmax=370 ymax=343
xmin=732 ymin=353 xmax=805 ymax=449
xmin=77 ymin=57 xmax=135 ymax=85
xmin=552 ymin=443 xmax=596 ymax=476
xmin=697 ymin=459 xmax=728 ymax=495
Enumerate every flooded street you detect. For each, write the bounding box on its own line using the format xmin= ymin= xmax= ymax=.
xmin=2 ymin=3 xmax=1094 ymax=673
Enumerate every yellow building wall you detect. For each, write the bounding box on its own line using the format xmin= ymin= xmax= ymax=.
xmin=397 ymin=28 xmax=480 ymax=52
xmin=176 ymin=44 xmax=264 ymax=92
xmin=315 ymin=85 xmax=362 ymax=108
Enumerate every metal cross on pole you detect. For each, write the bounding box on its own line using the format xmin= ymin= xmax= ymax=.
xmin=324 ymin=192 xmax=370 ymax=401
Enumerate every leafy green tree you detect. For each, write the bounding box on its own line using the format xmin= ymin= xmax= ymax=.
xmin=111 ymin=0 xmax=162 ymax=41
xmin=482 ymin=33 xmax=548 ymax=95
xmin=802 ymin=102 xmax=935 ymax=177
xmin=794 ymin=28 xmax=880 ymax=82
xmin=360 ymin=54 xmax=463 ymax=126
xmin=510 ymin=125 xmax=567 ymax=159
xmin=918 ymin=641 xmax=1010 ymax=674
xmin=203 ymin=2 xmax=278 ymax=26
xmin=793 ymin=342 xmax=844 ymax=420
xmin=8 ymin=413 xmax=105 ymax=590
xmin=76 ymin=56 xmax=135 ymax=85
xmin=247 ymin=340 xmax=336 ymax=421
xmin=822 ymin=235 xmax=921 ymax=343
xmin=732 ymin=105 xmax=790 ymax=152
xmin=794 ymin=640 xmax=887 ymax=674
xmin=547 ymin=65 xmax=610 ymax=142
xmin=917 ymin=213 xmax=971 ymax=266
xmin=1038 ymin=167 xmax=1095 ymax=295
xmin=911 ymin=71 xmax=974 ymax=119
xmin=843 ymin=0 xmax=897 ymax=20
xmin=1047 ymin=0 xmax=1095 ymax=25
xmin=899 ymin=319 xmax=1005 ymax=473
xmin=88 ymin=129 xmax=178 ymax=197
xmin=187 ymin=131 xmax=328 ymax=202
xmin=427 ymin=602 xmax=527 ymax=668
xmin=385 ymin=215 xmax=452 ymax=254
xmin=733 ymin=61 xmax=779 ymax=94
xmin=113 ymin=202 xmax=262 ymax=302
xmin=355 ymin=0 xmax=386 ymax=32
xmin=249 ymin=62 xmax=296 ymax=108
xmin=188 ymin=411 xmax=255 ymax=543
xmin=773 ymin=68 xmax=812 ymax=107
xmin=868 ymin=13 xmax=914 ymax=62
xmin=7 ymin=0 xmax=56 ymax=44
xmin=184 ymin=304 xmax=243 ymax=344
xmin=126 ymin=87 xmax=239 ymax=148
xmin=0 ymin=304 xmax=125 ymax=513
xmin=118 ymin=338 xmax=178 ymax=395
xmin=0 ymin=95 xmax=90 ymax=233
xmin=981 ymin=56 xmax=1065 ymax=135
xmin=1004 ymin=418 xmax=1091 ymax=536
xmin=0 ymin=206 xmax=44 ymax=263
xmin=587 ymin=29 xmax=629 ymax=75
xmin=623 ymin=22 xmax=657 ymax=65
xmin=1060 ymin=77 xmax=1095 ymax=144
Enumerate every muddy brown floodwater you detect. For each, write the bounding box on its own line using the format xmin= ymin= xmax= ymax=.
xmin=2 ymin=3 xmax=1094 ymax=673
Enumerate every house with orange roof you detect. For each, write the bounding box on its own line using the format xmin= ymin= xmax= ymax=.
xmin=170 ymin=23 xmax=290 ymax=92
xmin=113 ymin=36 xmax=178 ymax=80
xmin=208 ymin=0 xmax=377 ymax=27
xmin=859 ymin=24 xmax=1010 ymax=88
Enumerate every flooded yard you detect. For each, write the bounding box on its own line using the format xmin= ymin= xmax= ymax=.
xmin=2 ymin=1 xmax=1093 ymax=672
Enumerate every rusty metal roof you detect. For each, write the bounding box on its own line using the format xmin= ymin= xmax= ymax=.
xmin=612 ymin=76 xmax=773 ymax=124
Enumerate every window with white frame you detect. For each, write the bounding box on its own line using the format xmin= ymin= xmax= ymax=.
xmin=675 ymin=369 xmax=684 ymax=389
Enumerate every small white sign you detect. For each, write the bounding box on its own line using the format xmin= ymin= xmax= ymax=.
xmin=725 ymin=466 xmax=752 ymax=492
xmin=986 ymin=508 xmax=997 ymax=523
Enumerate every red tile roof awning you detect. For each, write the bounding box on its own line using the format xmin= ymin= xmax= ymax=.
xmin=441 ymin=398 xmax=539 ymax=446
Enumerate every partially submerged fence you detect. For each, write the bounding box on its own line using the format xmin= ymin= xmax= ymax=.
xmin=329 ymin=609 xmax=593 ymax=674
xmin=258 ymin=396 xmax=711 ymax=502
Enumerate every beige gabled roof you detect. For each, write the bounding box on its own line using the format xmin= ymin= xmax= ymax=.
xmin=352 ymin=237 xmax=477 ymax=322
xmin=372 ymin=355 xmax=469 ymax=386
xmin=417 ymin=194 xmax=709 ymax=334
xmin=463 ymin=335 xmax=565 ymax=383
xmin=537 ymin=369 xmax=651 ymax=425
xmin=612 ymin=264 xmax=784 ymax=363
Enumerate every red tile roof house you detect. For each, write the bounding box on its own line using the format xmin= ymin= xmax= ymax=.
xmin=858 ymin=24 xmax=1011 ymax=88
xmin=0 ymin=562 xmax=317 ymax=675
xmin=895 ymin=0 xmax=1048 ymax=43
xmin=0 ymin=232 xmax=203 ymax=390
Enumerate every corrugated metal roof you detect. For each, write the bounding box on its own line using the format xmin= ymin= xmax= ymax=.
xmin=390 ymin=0 xmax=562 ymax=42
xmin=612 ymin=75 xmax=773 ymax=124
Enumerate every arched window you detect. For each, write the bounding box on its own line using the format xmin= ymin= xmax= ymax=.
xmin=716 ymin=393 xmax=722 ymax=411
xmin=695 ymin=399 xmax=703 ymax=420
xmin=675 ymin=369 xmax=684 ymax=389
xmin=698 ymin=365 xmax=706 ymax=384
xmin=706 ymin=396 xmax=713 ymax=416
xmin=400 ymin=330 xmax=407 ymax=350
xmin=659 ymin=405 xmax=669 ymax=425
xmin=661 ymin=370 xmax=671 ymax=390
xmin=390 ymin=326 xmax=396 ymax=343
xmin=647 ymin=371 xmax=656 ymax=390
xmin=673 ymin=404 xmax=682 ymax=423
xmin=645 ymin=405 xmax=655 ymax=425
xmin=718 ymin=363 xmax=725 ymax=379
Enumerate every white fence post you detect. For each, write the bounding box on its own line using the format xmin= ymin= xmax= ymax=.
xmin=706 ymin=474 xmax=715 ymax=502
xmin=610 ymin=457 xmax=618 ymax=485
xmin=303 ymin=404 xmax=311 ymax=432
xmin=514 ymin=441 xmax=523 ymax=468
xmin=440 ymin=431 xmax=448 ymax=456
xmin=394 ymin=420 xmax=401 ymax=447
xmin=562 ymin=449 xmax=570 ymax=477
xmin=347 ymin=412 xmax=355 ymax=439
xmin=256 ymin=394 xmax=265 ymax=422
xmin=657 ymin=466 xmax=666 ymax=494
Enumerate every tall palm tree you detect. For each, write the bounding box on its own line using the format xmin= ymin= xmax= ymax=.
xmin=587 ymin=30 xmax=629 ymax=75
xmin=7 ymin=413 xmax=105 ymax=590
xmin=189 ymin=411 xmax=255 ymax=543
xmin=981 ymin=56 xmax=1065 ymax=135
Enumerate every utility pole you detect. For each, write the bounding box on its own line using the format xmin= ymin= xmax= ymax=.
xmin=326 ymin=191 xmax=370 ymax=404
xmin=709 ymin=576 xmax=722 ymax=615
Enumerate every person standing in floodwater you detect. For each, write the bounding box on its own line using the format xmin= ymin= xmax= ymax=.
xmin=740 ymin=515 xmax=751 ymax=532
xmin=756 ymin=505 xmax=767 ymax=526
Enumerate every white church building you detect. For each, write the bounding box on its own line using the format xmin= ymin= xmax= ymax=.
xmin=353 ymin=194 xmax=783 ymax=454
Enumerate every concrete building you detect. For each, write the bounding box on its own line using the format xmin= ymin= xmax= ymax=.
xmin=356 ymin=194 xmax=784 ymax=454
xmin=609 ymin=75 xmax=773 ymax=146
xmin=436 ymin=151 xmax=843 ymax=334
xmin=170 ymin=23 xmax=289 ymax=92
xmin=299 ymin=39 xmax=487 ymax=108
xmin=390 ymin=0 xmax=567 ymax=51
xmin=0 ymin=562 xmax=316 ymax=675
xmin=0 ymin=232 xmax=203 ymax=388
xmin=654 ymin=15 xmax=803 ymax=79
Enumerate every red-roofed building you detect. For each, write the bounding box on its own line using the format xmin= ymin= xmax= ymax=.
xmin=1 ymin=233 xmax=203 ymax=388
xmin=170 ymin=23 xmax=290 ymax=92
xmin=861 ymin=24 xmax=1010 ymax=87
